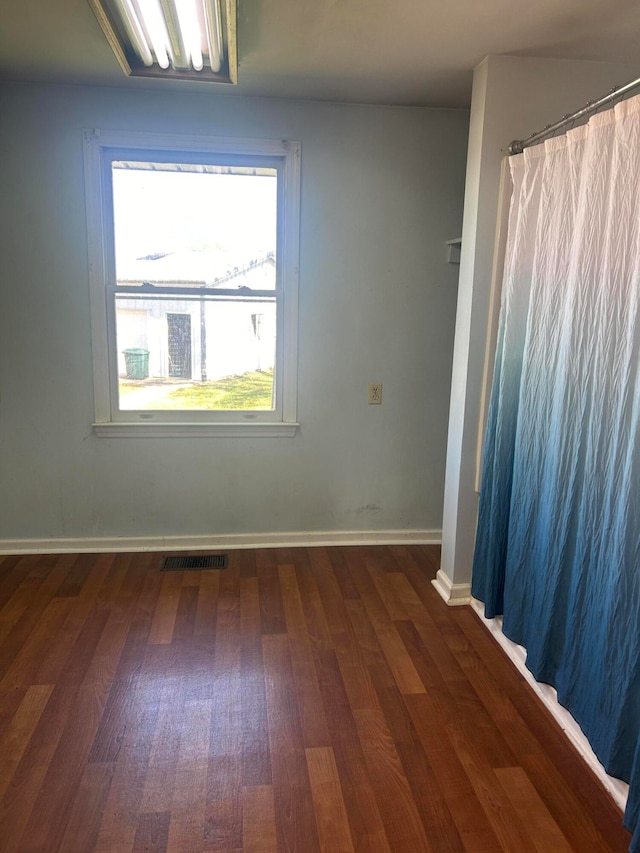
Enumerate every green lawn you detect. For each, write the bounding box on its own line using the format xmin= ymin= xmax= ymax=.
xmin=119 ymin=368 xmax=274 ymax=410
xmin=117 ymin=383 xmax=138 ymax=397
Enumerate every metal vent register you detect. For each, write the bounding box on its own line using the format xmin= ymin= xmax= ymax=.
xmin=161 ymin=554 xmax=228 ymax=571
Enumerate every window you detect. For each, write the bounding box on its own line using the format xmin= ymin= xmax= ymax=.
xmin=83 ymin=130 xmax=300 ymax=436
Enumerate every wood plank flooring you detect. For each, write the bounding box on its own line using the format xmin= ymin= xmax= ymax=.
xmin=0 ymin=545 xmax=631 ymax=852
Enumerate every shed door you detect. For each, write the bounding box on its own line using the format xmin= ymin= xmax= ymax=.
xmin=167 ymin=313 xmax=192 ymax=379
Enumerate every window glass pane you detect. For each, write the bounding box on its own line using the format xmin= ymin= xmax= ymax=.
xmin=115 ymin=295 xmax=276 ymax=411
xmin=84 ymin=131 xmax=299 ymax=432
xmin=111 ymin=161 xmax=278 ymax=290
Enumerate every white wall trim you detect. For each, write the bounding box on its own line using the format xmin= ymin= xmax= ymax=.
xmin=0 ymin=529 xmax=441 ymax=555
xmin=93 ymin=422 xmax=299 ymax=438
xmin=470 ymin=598 xmax=629 ymax=813
xmin=431 ymin=568 xmax=471 ymax=606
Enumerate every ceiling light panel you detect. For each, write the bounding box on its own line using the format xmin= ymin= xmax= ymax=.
xmin=89 ymin=0 xmax=237 ymax=83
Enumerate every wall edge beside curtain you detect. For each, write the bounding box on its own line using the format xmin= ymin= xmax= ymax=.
xmin=474 ymin=156 xmax=512 ymax=493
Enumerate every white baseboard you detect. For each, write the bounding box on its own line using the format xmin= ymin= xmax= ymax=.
xmin=431 ymin=568 xmax=471 ymax=606
xmin=0 ymin=529 xmax=441 ymax=555
xmin=470 ymin=598 xmax=629 ymax=813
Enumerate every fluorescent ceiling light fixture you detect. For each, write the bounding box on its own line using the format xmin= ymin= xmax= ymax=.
xmin=89 ymin=0 xmax=237 ymax=83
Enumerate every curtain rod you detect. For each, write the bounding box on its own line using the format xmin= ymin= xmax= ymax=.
xmin=508 ymin=74 xmax=640 ymax=155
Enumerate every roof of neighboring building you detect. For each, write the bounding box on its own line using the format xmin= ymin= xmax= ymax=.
xmin=118 ymin=250 xmax=276 ymax=289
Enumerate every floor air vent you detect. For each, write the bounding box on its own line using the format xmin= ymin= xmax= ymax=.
xmin=161 ymin=554 xmax=228 ymax=571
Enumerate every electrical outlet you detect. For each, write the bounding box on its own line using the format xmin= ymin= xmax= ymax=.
xmin=368 ymin=382 xmax=382 ymax=404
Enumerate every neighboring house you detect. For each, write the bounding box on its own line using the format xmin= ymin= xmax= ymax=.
xmin=116 ymin=252 xmax=276 ymax=381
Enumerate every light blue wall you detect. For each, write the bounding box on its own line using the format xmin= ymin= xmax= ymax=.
xmin=0 ymin=82 xmax=468 ymax=541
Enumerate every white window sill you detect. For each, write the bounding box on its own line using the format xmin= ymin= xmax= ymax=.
xmin=93 ymin=422 xmax=299 ymax=438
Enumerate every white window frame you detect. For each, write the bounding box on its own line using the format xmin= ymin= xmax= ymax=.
xmin=83 ymin=129 xmax=300 ymax=437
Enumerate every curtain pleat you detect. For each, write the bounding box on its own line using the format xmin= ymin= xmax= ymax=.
xmin=472 ymin=95 xmax=640 ymax=849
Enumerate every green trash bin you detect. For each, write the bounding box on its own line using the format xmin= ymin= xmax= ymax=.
xmin=123 ymin=348 xmax=150 ymax=380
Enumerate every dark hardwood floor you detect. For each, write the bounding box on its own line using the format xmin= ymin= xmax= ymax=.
xmin=0 ymin=545 xmax=631 ymax=851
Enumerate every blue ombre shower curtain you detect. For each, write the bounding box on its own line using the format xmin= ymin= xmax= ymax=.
xmin=472 ymin=96 xmax=640 ymax=847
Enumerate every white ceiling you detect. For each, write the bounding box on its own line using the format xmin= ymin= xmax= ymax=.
xmin=2 ymin=0 xmax=640 ymax=107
